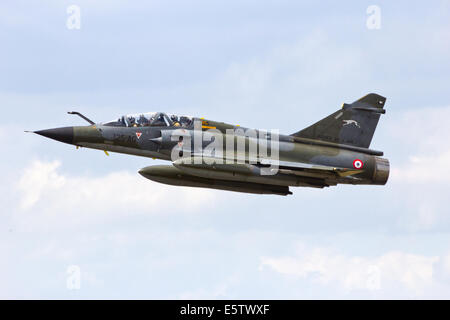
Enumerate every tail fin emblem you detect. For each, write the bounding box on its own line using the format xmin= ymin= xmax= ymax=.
xmin=342 ymin=119 xmax=360 ymax=128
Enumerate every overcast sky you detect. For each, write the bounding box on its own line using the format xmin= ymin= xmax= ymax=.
xmin=1 ymin=0 xmax=450 ymax=299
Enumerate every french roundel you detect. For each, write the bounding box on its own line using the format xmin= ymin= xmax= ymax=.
xmin=353 ymin=159 xmax=364 ymax=169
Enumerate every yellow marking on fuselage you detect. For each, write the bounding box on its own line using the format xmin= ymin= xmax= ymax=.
xmin=202 ymin=125 xmax=216 ymax=129
xmin=338 ymin=169 xmax=363 ymax=177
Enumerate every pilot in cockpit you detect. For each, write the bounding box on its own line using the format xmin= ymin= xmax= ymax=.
xmin=137 ymin=115 xmax=149 ymax=127
xmin=179 ymin=116 xmax=192 ymax=127
xmin=150 ymin=113 xmax=166 ymax=127
xmin=170 ymin=115 xmax=180 ymax=127
xmin=128 ymin=116 xmax=137 ymax=127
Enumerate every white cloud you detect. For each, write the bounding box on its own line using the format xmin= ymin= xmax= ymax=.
xmin=18 ymin=160 xmax=66 ymax=209
xmin=383 ymin=106 xmax=450 ymax=230
xmin=14 ymin=159 xmax=218 ymax=230
xmin=391 ymin=150 xmax=450 ymax=184
xmin=387 ymin=106 xmax=450 ymax=156
xmin=187 ymin=30 xmax=368 ymax=132
xmin=260 ymin=245 xmax=443 ymax=297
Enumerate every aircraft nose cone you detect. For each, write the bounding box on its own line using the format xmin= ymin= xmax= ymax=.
xmin=34 ymin=127 xmax=74 ymax=144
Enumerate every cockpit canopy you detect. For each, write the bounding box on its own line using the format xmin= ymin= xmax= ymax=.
xmin=102 ymin=112 xmax=193 ymax=128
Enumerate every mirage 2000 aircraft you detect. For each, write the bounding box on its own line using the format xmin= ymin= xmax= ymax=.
xmin=31 ymin=93 xmax=389 ymax=195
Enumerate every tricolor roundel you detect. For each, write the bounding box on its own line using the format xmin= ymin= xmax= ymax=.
xmin=136 ymin=132 xmax=142 ymax=139
xmin=353 ymin=159 xmax=364 ymax=169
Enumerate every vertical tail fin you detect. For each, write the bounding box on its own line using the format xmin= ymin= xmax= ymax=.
xmin=291 ymin=93 xmax=386 ymax=148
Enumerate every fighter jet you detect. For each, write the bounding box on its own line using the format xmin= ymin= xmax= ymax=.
xmin=32 ymin=93 xmax=389 ymax=195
